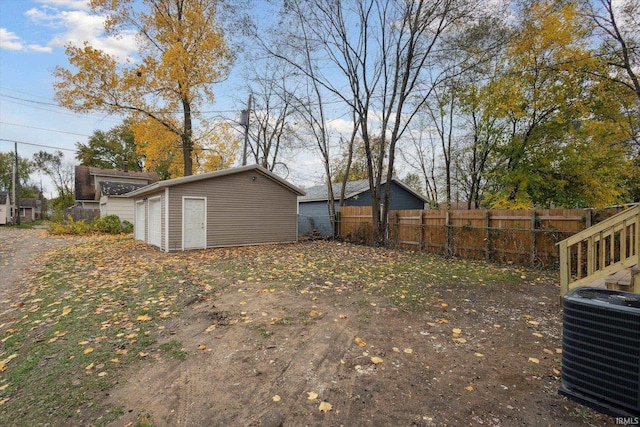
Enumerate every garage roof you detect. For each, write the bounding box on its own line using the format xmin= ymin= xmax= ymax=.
xmin=126 ymin=164 xmax=305 ymax=198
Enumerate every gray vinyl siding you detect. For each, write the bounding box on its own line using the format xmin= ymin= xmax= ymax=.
xmin=298 ymin=182 xmax=425 ymax=236
xmin=299 ymin=200 xmax=337 ymax=236
xmin=166 ymin=170 xmax=298 ymax=250
xmin=345 ymin=182 xmax=424 ymax=210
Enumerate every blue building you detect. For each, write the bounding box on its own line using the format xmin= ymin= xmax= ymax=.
xmin=298 ymin=179 xmax=427 ymax=236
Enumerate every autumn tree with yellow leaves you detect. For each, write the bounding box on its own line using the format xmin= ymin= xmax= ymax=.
xmin=53 ymin=0 xmax=233 ymax=176
xmin=479 ymin=0 xmax=636 ymax=208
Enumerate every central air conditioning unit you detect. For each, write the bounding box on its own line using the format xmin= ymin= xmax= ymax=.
xmin=560 ymin=287 xmax=640 ymax=417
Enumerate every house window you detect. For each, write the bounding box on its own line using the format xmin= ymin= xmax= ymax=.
xmin=20 ymin=208 xmax=26 ymax=217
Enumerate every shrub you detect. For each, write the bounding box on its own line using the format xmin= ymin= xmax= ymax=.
xmin=48 ymin=215 xmax=93 ymax=235
xmin=121 ymin=220 xmax=134 ymax=234
xmin=93 ymin=215 xmax=125 ymax=234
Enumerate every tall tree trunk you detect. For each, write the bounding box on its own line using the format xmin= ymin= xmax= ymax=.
xmin=182 ymin=97 xmax=193 ymax=176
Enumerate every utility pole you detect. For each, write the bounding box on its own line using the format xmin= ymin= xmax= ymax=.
xmin=241 ymin=93 xmax=252 ymax=166
xmin=13 ymin=142 xmax=20 ymax=225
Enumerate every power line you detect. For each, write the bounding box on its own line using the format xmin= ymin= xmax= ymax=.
xmin=0 ymin=138 xmax=77 ymax=153
xmin=0 ymin=121 xmax=92 ymax=137
xmin=0 ymin=92 xmax=242 ymax=115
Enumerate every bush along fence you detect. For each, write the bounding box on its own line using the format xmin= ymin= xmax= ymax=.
xmin=337 ymin=206 xmax=624 ymax=269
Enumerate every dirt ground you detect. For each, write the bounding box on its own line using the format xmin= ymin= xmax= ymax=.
xmin=1 ymin=228 xmax=617 ymax=426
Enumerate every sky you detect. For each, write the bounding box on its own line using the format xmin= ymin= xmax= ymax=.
xmin=0 ymin=0 xmax=328 ymax=198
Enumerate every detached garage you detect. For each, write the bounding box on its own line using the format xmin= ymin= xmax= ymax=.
xmin=127 ymin=164 xmax=305 ymax=252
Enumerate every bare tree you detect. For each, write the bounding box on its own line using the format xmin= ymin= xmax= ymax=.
xmin=264 ymin=0 xmax=481 ymax=244
xmin=583 ymin=0 xmax=640 ymax=102
xmin=245 ymin=62 xmax=300 ymax=172
xmin=398 ymin=124 xmax=440 ymax=206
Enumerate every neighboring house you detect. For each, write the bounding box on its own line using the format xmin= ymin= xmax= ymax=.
xmin=99 ymin=181 xmax=149 ymax=223
xmin=73 ymin=166 xmax=159 ymax=219
xmin=18 ymin=198 xmax=41 ymax=222
xmin=0 ymin=191 xmax=10 ymax=225
xmin=127 ymin=164 xmax=305 ymax=252
xmin=298 ymin=179 xmax=427 ymax=236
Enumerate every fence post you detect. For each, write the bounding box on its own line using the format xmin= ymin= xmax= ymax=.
xmin=559 ymin=239 xmax=569 ymax=297
xmin=445 ymin=210 xmax=453 ymax=256
xmin=530 ymin=210 xmax=538 ymax=266
xmin=394 ymin=211 xmax=400 ymax=247
xmin=485 ymin=210 xmax=491 ymax=263
xmin=419 ymin=211 xmax=424 ymax=250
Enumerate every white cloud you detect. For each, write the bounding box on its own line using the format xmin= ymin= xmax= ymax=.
xmin=326 ymin=118 xmax=354 ymax=135
xmin=0 ymin=28 xmax=52 ymax=53
xmin=26 ymin=5 xmax=138 ymax=62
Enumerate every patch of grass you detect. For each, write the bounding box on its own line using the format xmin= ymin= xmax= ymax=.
xmin=158 ymin=340 xmax=188 ymax=361
xmin=247 ymin=324 xmax=271 ymax=338
xmin=134 ymin=411 xmax=154 ymax=427
xmin=0 ymin=237 xmax=202 ymax=426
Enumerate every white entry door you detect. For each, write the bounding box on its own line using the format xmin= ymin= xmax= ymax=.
xmin=135 ymin=201 xmax=145 ymax=241
xmin=148 ymin=197 xmax=162 ymax=248
xmin=183 ymin=197 xmax=206 ymax=249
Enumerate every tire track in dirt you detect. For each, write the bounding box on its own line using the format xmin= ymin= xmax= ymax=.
xmin=105 ymin=282 xmax=374 ymax=426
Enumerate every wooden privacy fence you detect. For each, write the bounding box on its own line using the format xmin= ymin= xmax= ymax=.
xmin=338 ymin=206 xmax=623 ymax=268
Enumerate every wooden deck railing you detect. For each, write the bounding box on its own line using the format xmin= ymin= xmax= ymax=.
xmin=558 ymin=204 xmax=640 ymax=296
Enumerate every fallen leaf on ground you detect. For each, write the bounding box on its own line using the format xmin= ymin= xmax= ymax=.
xmin=532 ymin=333 xmax=543 ymax=338
xmin=319 ymin=401 xmax=333 ymax=412
xmin=0 ymin=354 xmax=18 ymax=372
xmin=272 ymin=395 xmax=281 ymax=402
xmin=403 ymin=348 xmax=413 ymax=354
xmin=474 ymin=353 xmax=484 ymax=357
xmin=528 ymin=357 xmax=539 ymax=364
xmin=465 ymin=385 xmax=474 ymax=391
xmin=198 ymin=344 xmax=207 ymax=350
xmin=136 ymin=314 xmax=152 ymax=321
xmin=83 ymin=347 xmax=94 ymax=355
xmin=371 ymin=356 xmax=383 ymax=364
xmin=355 ymin=337 xmax=366 ymax=347
xmin=307 ymin=391 xmax=318 ymax=401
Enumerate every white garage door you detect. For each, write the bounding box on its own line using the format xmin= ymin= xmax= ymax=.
xmin=135 ymin=201 xmax=145 ymax=241
xmin=148 ymin=197 xmax=162 ymax=248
